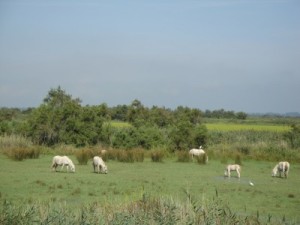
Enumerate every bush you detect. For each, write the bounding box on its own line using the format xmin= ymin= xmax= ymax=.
xmin=234 ymin=153 xmax=242 ymax=165
xmin=0 ymin=135 xmax=32 ymax=153
xmin=25 ymin=147 xmax=40 ymax=159
xmin=176 ymin=151 xmax=190 ymax=162
xmin=4 ymin=147 xmax=40 ymax=161
xmin=151 ymin=150 xmax=164 ymax=162
xmin=75 ymin=148 xmax=92 ymax=165
xmin=118 ymin=150 xmax=134 ymax=163
xmin=196 ymin=153 xmax=208 ymax=165
xmin=131 ymin=149 xmax=144 ymax=162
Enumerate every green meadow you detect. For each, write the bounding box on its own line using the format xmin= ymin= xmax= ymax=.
xmin=110 ymin=120 xmax=292 ymax=132
xmin=0 ymin=154 xmax=299 ymax=224
xmin=205 ymin=123 xmax=290 ymax=132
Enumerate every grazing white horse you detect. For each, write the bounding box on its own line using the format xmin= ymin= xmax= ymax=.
xmin=51 ymin=155 xmax=75 ymax=173
xmin=224 ymin=164 xmax=241 ymax=178
xmin=189 ymin=146 xmax=208 ymax=162
xmin=272 ymin=161 xmax=290 ymax=178
xmin=93 ymin=156 xmax=108 ymax=174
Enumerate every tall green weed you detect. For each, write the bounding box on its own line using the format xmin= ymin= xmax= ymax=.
xmin=0 ymin=194 xmax=292 ymax=225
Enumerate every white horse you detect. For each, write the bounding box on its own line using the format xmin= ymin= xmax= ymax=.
xmin=224 ymin=164 xmax=241 ymax=178
xmin=189 ymin=146 xmax=208 ymax=162
xmin=51 ymin=155 xmax=75 ymax=173
xmin=93 ymin=156 xmax=108 ymax=174
xmin=272 ymin=161 xmax=290 ymax=178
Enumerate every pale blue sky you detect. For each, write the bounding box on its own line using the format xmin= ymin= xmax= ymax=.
xmin=0 ymin=0 xmax=299 ymax=113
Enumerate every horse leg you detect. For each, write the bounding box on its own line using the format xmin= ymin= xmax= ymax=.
xmin=51 ymin=163 xmax=56 ymax=172
xmin=228 ymin=170 xmax=231 ymax=178
xmin=237 ymin=169 xmax=240 ymax=178
xmin=60 ymin=164 xmax=64 ymax=172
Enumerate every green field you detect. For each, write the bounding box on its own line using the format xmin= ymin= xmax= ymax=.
xmin=0 ymin=154 xmax=299 ymax=223
xmin=205 ymin=123 xmax=290 ymax=132
xmin=110 ymin=120 xmax=292 ymax=132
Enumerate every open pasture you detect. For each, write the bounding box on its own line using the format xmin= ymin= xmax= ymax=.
xmin=205 ymin=123 xmax=290 ymax=132
xmin=109 ymin=120 xmax=291 ymax=132
xmin=0 ymin=154 xmax=300 ymax=223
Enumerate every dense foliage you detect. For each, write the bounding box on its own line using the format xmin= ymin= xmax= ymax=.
xmin=1 ymin=86 xmax=300 ymax=153
xmin=0 ymin=87 xmax=209 ymax=150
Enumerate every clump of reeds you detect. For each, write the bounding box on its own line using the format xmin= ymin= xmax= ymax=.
xmin=4 ymin=146 xmax=40 ymax=161
xmin=196 ymin=153 xmax=208 ymax=165
xmin=150 ymin=150 xmax=164 ymax=162
xmin=234 ymin=153 xmax=242 ymax=165
xmin=0 ymin=193 xmax=289 ymax=225
xmin=176 ymin=150 xmax=190 ymax=162
xmin=0 ymin=135 xmax=32 ymax=150
xmin=102 ymin=149 xmax=144 ymax=163
xmin=75 ymin=148 xmax=93 ymax=165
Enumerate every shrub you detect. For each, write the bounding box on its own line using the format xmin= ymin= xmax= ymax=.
xmin=25 ymin=147 xmax=40 ymax=159
xmin=151 ymin=150 xmax=164 ymax=162
xmin=196 ymin=153 xmax=208 ymax=165
xmin=131 ymin=149 xmax=144 ymax=162
xmin=176 ymin=151 xmax=190 ymax=162
xmin=234 ymin=153 xmax=242 ymax=165
xmin=0 ymin=135 xmax=32 ymax=154
xmin=54 ymin=144 xmax=76 ymax=155
xmin=236 ymin=145 xmax=251 ymax=155
xmin=118 ymin=150 xmax=134 ymax=163
xmin=100 ymin=151 xmax=109 ymax=161
xmin=4 ymin=147 xmax=40 ymax=161
xmin=75 ymin=148 xmax=92 ymax=165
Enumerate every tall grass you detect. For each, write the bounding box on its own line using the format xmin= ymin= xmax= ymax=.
xmin=195 ymin=153 xmax=208 ymax=165
xmin=4 ymin=147 xmax=40 ymax=161
xmin=105 ymin=149 xmax=144 ymax=162
xmin=75 ymin=148 xmax=92 ymax=165
xmin=176 ymin=150 xmax=190 ymax=162
xmin=150 ymin=150 xmax=164 ymax=162
xmin=0 ymin=192 xmax=293 ymax=225
xmin=0 ymin=135 xmax=32 ymax=150
xmin=0 ymin=135 xmax=40 ymax=160
xmin=207 ymin=130 xmax=300 ymax=163
xmin=206 ymin=123 xmax=290 ymax=132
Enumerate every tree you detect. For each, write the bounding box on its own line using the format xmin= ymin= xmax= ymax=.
xmin=27 ymin=87 xmax=104 ymax=146
xmin=149 ymin=106 xmax=173 ymax=127
xmin=126 ymin=99 xmax=149 ymax=125
xmin=236 ymin=112 xmax=247 ymax=120
xmin=284 ymin=124 xmax=300 ymax=148
xmin=28 ymin=87 xmax=82 ymax=145
xmin=192 ymin=124 xmax=208 ymax=147
xmin=168 ymin=120 xmax=194 ymax=151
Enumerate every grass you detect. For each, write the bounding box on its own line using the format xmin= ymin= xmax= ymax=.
xmin=110 ymin=121 xmax=132 ymax=128
xmin=205 ymin=123 xmax=291 ymax=132
xmin=109 ymin=120 xmax=291 ymax=132
xmin=0 ymin=154 xmax=300 ymax=223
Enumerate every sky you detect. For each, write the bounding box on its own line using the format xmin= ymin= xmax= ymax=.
xmin=0 ymin=0 xmax=299 ymax=114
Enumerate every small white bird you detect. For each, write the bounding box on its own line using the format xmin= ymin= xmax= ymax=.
xmin=249 ymin=181 xmax=254 ymax=186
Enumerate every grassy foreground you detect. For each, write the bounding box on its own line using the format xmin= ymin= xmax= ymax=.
xmin=0 ymin=154 xmax=300 ymax=224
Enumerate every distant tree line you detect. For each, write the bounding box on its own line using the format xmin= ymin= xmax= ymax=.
xmin=0 ymin=86 xmax=270 ymax=151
